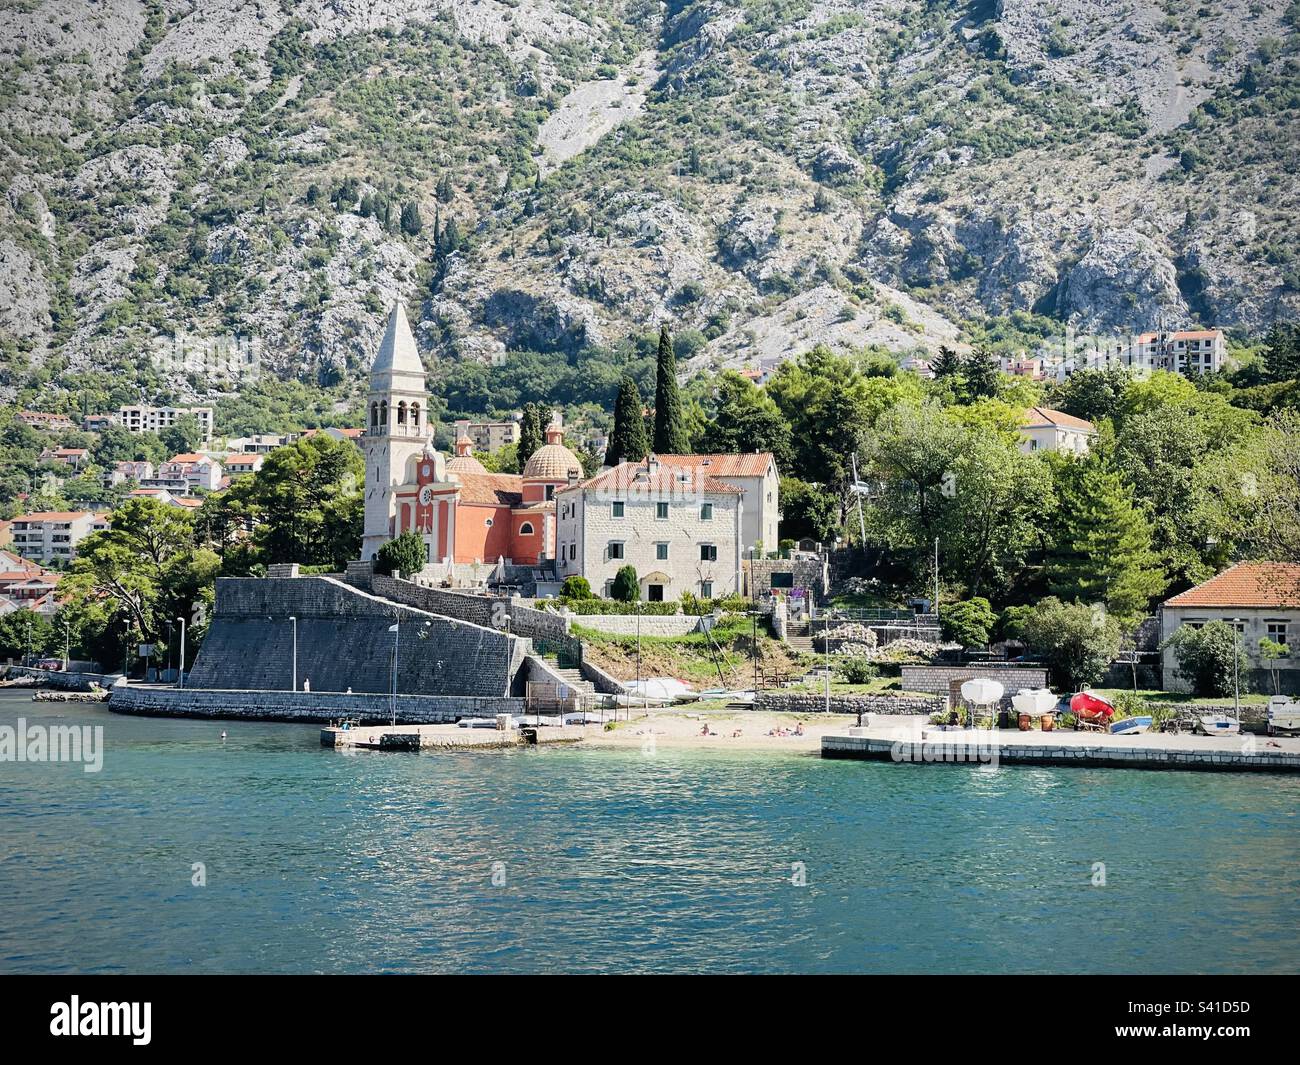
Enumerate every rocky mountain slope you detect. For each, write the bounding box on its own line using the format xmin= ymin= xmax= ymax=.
xmin=1 ymin=0 xmax=1297 ymax=406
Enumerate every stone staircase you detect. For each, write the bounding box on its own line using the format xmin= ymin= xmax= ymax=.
xmin=786 ymin=634 xmax=815 ymax=653
xmin=551 ymin=665 xmax=596 ymax=697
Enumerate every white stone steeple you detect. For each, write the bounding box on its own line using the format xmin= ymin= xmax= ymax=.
xmin=360 ymin=302 xmax=431 ymax=560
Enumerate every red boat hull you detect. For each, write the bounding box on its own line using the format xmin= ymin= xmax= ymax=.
xmin=1070 ymin=691 xmax=1116 ymax=721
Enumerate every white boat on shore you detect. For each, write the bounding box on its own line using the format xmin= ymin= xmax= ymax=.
xmin=1268 ymin=696 xmax=1300 ymax=736
xmin=1196 ymin=712 xmax=1241 ymax=737
xmin=1109 ymin=715 xmax=1153 ymax=736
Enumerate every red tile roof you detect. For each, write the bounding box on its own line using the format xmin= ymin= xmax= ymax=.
xmin=654 ymin=452 xmax=776 ymax=478
xmin=11 ymin=511 xmax=94 ymax=522
xmin=568 ymin=460 xmax=744 ymax=497
xmin=453 ymin=472 xmax=524 ymax=506
xmin=1164 ymin=562 xmax=1300 ymax=609
xmin=1022 ymin=406 xmax=1096 ymax=432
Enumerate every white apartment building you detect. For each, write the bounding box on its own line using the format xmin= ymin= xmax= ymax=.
xmin=1118 ymin=329 xmax=1226 ymax=375
xmin=455 ymin=418 xmax=520 ymax=454
xmin=9 ymin=511 xmax=109 ymax=565
xmin=117 ymin=404 xmax=214 ymax=442
xmin=159 ymin=453 xmax=223 ymax=492
xmin=1020 ymin=406 xmax=1097 ymax=455
xmin=555 ymin=457 xmax=744 ymax=601
xmin=103 ymin=460 xmax=155 ymax=488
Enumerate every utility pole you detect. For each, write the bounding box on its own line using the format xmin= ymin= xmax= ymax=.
xmin=176 ymin=616 xmax=187 ymax=689
xmin=289 ymin=615 xmax=298 ymax=692
xmin=933 ymin=537 xmax=940 ymax=614
xmin=389 ymin=619 xmax=400 ymax=726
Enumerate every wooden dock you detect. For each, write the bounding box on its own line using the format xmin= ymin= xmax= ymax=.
xmin=320 ymin=723 xmax=585 ymax=751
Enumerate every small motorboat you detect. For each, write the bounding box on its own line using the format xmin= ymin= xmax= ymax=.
xmin=1070 ymin=690 xmax=1116 ymax=728
xmin=1109 ymin=715 xmax=1153 ymax=736
xmin=1267 ymin=696 xmax=1300 ymax=736
xmin=1196 ymin=712 xmax=1240 ymax=737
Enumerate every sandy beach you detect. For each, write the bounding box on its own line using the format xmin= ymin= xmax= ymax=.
xmin=578 ymin=709 xmax=858 ymax=753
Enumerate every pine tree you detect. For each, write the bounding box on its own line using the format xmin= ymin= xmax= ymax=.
xmin=1264 ymin=322 xmax=1300 ymax=383
xmin=517 ymin=404 xmax=545 ymax=467
xmin=437 ymin=173 xmax=454 ymax=203
xmin=1047 ymin=460 xmax=1167 ymax=622
xmin=606 ymin=376 xmax=649 ymax=467
xmin=653 ymin=325 xmax=690 ymax=454
xmin=961 ymin=347 xmax=1001 ymax=399
xmin=931 ymin=345 xmax=963 ymax=378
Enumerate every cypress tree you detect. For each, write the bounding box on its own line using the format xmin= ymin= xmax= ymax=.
xmin=606 ymin=376 xmax=649 ymax=467
xmin=653 ymin=324 xmax=690 ymax=454
xmin=517 ymin=403 xmax=544 ymax=466
xmin=1264 ymin=322 xmax=1300 ymax=383
xmin=961 ymin=346 xmax=1001 ymax=400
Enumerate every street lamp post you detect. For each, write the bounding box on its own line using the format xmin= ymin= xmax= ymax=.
xmin=1232 ymin=617 xmax=1242 ymax=720
xmin=289 ymin=615 xmax=298 ymax=692
xmin=176 ymin=616 xmax=187 ymax=690
xmin=61 ymin=619 xmax=70 ymax=672
xmin=389 ymin=619 xmax=401 ymax=726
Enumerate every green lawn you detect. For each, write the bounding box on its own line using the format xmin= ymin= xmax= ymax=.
xmin=1093 ymin=688 xmax=1269 ymax=706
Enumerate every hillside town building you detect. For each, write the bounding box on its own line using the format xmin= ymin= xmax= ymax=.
xmin=159 ymin=453 xmax=223 ymax=492
xmin=1161 ymin=562 xmax=1300 ymax=694
xmin=117 ymin=403 xmax=214 ymax=442
xmin=103 ymin=460 xmax=155 ymax=488
xmin=555 ymin=456 xmax=746 ymax=601
xmin=1020 ymin=406 xmax=1096 ymax=455
xmin=1118 ymin=328 xmax=1226 ymax=375
xmin=455 ymin=418 xmax=520 ymax=454
xmin=16 ymin=411 xmax=76 ymax=432
xmin=8 ymin=511 xmax=109 ymax=565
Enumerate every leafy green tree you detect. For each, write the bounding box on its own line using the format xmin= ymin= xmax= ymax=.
xmin=1020 ymin=596 xmax=1122 ymax=691
xmin=1259 ymin=637 xmax=1288 ymax=694
xmin=606 ymin=375 xmax=649 ymax=466
xmin=517 ymin=404 xmax=545 ymax=467
xmin=1046 ymin=457 xmax=1166 ymax=622
xmin=778 ymin=477 xmax=839 ymax=542
xmin=63 ymin=497 xmax=220 ymax=659
xmin=611 ymin=564 xmax=639 ymax=602
xmin=653 ymin=325 xmax=690 ymax=454
xmin=940 ymin=597 xmax=996 ymax=649
xmin=0 ymin=610 xmax=53 ymax=662
xmin=160 ymin=413 xmax=204 ymax=455
xmin=235 ymin=434 xmax=364 ymax=569
xmin=1166 ymin=620 xmax=1248 ymax=697
xmin=866 ymin=402 xmax=1053 ymax=596
xmin=1045 ymin=366 xmax=1130 ymax=424
xmin=376 ymin=531 xmax=426 ymax=578
xmin=698 ymin=371 xmax=793 ymax=471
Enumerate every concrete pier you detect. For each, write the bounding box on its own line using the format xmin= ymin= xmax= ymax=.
xmin=321 ymin=723 xmax=584 ymax=751
xmin=822 ymin=717 xmax=1300 ymax=773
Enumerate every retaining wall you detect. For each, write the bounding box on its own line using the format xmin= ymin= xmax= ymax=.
xmin=900 ymin=663 xmax=1049 ymax=699
xmin=109 ymin=686 xmax=523 ymax=724
xmin=187 ymin=576 xmax=529 ymax=697
xmin=756 ymin=691 xmax=945 ymax=715
xmin=569 ymin=614 xmax=706 ymax=638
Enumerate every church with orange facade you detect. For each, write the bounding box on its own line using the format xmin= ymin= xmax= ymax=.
xmin=359 ymin=304 xmax=583 ymax=568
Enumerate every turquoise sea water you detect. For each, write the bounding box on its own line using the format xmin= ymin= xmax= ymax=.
xmin=1 ymin=691 xmax=1297 ymax=974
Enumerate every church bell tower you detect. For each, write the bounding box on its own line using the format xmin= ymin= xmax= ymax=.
xmin=360 ymin=302 xmax=430 ymax=560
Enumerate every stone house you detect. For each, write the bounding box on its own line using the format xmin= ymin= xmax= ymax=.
xmin=1160 ymin=562 xmax=1300 ymax=694
xmin=652 ymin=452 xmax=780 ymax=554
xmin=554 ymin=456 xmax=744 ymax=601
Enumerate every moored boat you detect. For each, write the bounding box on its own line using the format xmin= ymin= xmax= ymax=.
xmin=1267 ymin=696 xmax=1300 ymax=736
xmin=1196 ymin=712 xmax=1240 ymax=737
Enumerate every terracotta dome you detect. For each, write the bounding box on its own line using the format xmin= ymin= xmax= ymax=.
xmin=523 ymin=441 xmax=583 ymax=481
xmin=522 ymin=416 xmax=582 ymax=481
xmin=447 ymin=433 xmax=486 ymax=475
